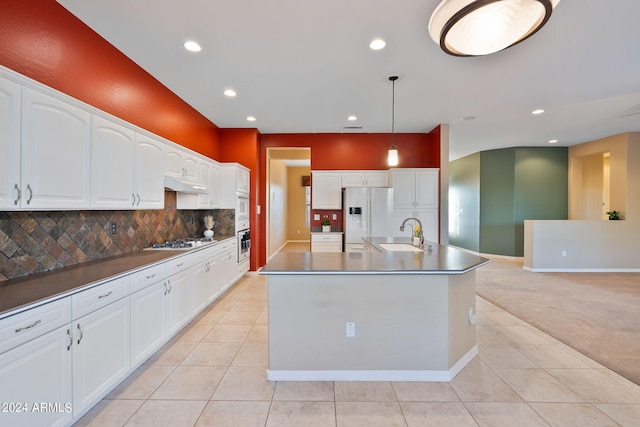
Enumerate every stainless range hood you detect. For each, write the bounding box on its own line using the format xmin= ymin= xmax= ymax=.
xmin=164 ymin=175 xmax=208 ymax=194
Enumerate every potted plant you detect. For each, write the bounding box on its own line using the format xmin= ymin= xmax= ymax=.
xmin=321 ymin=218 xmax=331 ymax=232
xmin=606 ymin=210 xmax=621 ymax=220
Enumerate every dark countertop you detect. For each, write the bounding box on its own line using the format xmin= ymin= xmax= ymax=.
xmin=0 ymin=236 xmax=236 ymax=319
xmin=260 ymin=237 xmax=489 ymax=275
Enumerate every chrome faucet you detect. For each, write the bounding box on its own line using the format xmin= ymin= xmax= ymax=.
xmin=400 ymin=217 xmax=423 ymax=246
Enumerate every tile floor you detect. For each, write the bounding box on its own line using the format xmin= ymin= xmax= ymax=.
xmin=75 ymin=273 xmax=640 ymax=427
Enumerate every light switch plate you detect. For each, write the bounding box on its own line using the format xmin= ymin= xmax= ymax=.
xmin=314 ymin=214 xmax=320 ymax=220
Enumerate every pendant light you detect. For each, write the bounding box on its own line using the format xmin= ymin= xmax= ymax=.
xmin=428 ymin=0 xmax=561 ymax=57
xmin=387 ymin=76 xmax=399 ymax=167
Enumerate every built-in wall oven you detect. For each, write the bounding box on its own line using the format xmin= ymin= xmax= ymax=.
xmin=237 ymin=228 xmax=251 ymax=263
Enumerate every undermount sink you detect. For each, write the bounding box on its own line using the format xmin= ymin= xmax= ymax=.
xmin=379 ymin=243 xmax=423 ymax=252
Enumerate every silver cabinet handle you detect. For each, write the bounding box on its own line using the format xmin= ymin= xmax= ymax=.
xmin=14 ymin=319 xmax=41 ymax=333
xmin=167 ymin=280 xmax=172 ymax=294
xmin=136 ymin=194 xmax=141 ymax=206
xmin=132 ymin=193 xmax=136 ymax=206
xmin=76 ymin=324 xmax=84 ymax=345
xmin=26 ymin=184 xmax=33 ymax=205
xmin=67 ymin=328 xmax=73 ymax=351
xmin=163 ymin=282 xmax=168 ymax=296
xmin=98 ymin=291 xmax=113 ymax=299
xmin=14 ymin=184 xmax=21 ymax=205
xmin=176 ymin=262 xmax=184 ymax=267
xmin=146 ymin=273 xmax=156 ymax=279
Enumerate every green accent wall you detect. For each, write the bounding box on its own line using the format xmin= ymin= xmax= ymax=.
xmin=450 ymin=147 xmax=568 ymax=257
xmin=449 ymin=153 xmax=480 ymax=252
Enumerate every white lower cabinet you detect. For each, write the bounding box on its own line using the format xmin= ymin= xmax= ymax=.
xmin=130 ymin=280 xmax=167 ymax=369
xmin=0 ymin=324 xmax=73 ymax=427
xmin=166 ymin=269 xmax=193 ymax=337
xmin=72 ymin=296 xmax=130 ymax=418
xmin=311 ymin=233 xmax=343 ymax=252
xmin=0 ymin=237 xmax=248 ymax=426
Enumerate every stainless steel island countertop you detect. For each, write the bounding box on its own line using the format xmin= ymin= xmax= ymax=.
xmin=260 ymin=237 xmax=489 ymax=275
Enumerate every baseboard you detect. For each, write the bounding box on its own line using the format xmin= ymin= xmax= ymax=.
xmin=266 ymin=346 xmax=478 ymax=382
xmin=524 ymin=266 xmax=640 ymax=273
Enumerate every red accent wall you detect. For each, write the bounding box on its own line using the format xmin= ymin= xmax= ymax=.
xmin=0 ymin=0 xmax=220 ymax=158
xmin=219 ymin=129 xmax=261 ymax=270
xmin=261 ymin=133 xmax=440 ymax=170
xmin=257 ymin=130 xmax=441 ymax=267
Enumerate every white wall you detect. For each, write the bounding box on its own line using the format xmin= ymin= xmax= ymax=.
xmin=268 ymin=159 xmax=287 ymax=258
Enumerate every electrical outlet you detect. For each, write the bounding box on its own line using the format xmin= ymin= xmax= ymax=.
xmin=314 ymin=214 xmax=320 ymax=221
xmin=468 ymin=307 xmax=476 ymax=325
xmin=109 ymin=222 xmax=116 ymax=235
xmin=345 ymin=322 xmax=355 ymax=337
xmin=332 ymin=213 xmax=337 ymax=220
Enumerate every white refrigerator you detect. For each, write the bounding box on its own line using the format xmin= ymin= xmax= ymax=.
xmin=343 ymin=187 xmax=394 ymax=252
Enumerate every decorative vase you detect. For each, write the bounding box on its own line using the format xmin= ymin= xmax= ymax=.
xmin=322 ymin=225 xmax=331 ymax=232
xmin=204 ymin=229 xmax=214 ymax=238
xmin=413 ymin=237 xmax=421 ymax=246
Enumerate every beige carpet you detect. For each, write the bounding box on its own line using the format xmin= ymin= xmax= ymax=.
xmin=476 ymin=256 xmax=640 ymax=385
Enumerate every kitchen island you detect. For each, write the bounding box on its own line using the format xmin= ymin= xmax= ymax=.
xmin=260 ymin=238 xmax=489 ymax=381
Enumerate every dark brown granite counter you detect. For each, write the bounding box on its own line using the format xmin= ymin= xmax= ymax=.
xmin=0 ymin=237 xmax=236 ymax=319
xmin=260 ymin=238 xmax=489 ymax=275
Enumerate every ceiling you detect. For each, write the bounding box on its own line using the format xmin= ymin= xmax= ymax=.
xmin=56 ymin=0 xmax=640 ymax=160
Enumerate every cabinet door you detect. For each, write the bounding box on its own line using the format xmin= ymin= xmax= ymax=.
xmin=311 ymin=172 xmax=342 ymax=209
xmin=415 ymin=169 xmax=439 ymax=209
xmin=393 ymin=208 xmax=418 ymax=239
xmin=416 ymin=209 xmax=439 ymax=243
xmin=130 ymin=281 xmax=167 ymax=368
xmin=72 ymin=297 xmax=130 ymax=416
xmin=90 ymin=115 xmax=135 ymax=209
xmin=166 ymin=271 xmax=192 ymax=337
xmin=197 ymin=161 xmax=211 ymax=208
xmin=135 ymin=133 xmax=165 ymax=209
xmin=164 ymin=145 xmax=185 ymax=179
xmin=183 ymin=153 xmax=199 ymax=183
xmin=190 ymin=259 xmax=210 ymax=315
xmin=237 ymin=166 xmax=250 ymax=193
xmin=341 ymin=172 xmax=365 ymax=187
xmin=390 ymin=170 xmax=416 ymax=209
xmin=209 ymin=162 xmax=221 ymax=207
xmin=0 ymin=325 xmax=72 ymax=427
xmin=0 ymin=76 xmax=21 ymax=210
xmin=22 ymin=88 xmax=91 ymax=209
xmin=365 ymin=171 xmax=389 ymax=187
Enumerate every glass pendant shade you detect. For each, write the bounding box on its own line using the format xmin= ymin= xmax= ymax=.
xmin=428 ymin=0 xmax=560 ymax=56
xmin=388 ymin=145 xmax=399 ymax=166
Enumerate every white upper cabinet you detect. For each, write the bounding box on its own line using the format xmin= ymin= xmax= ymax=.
xmin=91 ymin=115 xmax=136 ymax=209
xmin=21 ymin=88 xmax=91 ymax=210
xmin=134 ymin=133 xmax=164 ymax=209
xmin=341 ymin=171 xmax=389 ymax=188
xmin=0 ymin=75 xmax=21 ymax=210
xmin=164 ymin=144 xmax=198 ymax=183
xmin=91 ymin=117 xmax=164 ymax=210
xmin=390 ymin=168 xmax=439 ymax=209
xmin=237 ymin=166 xmax=250 ymax=194
xmin=220 ymin=163 xmax=251 ymax=208
xmin=311 ymin=171 xmax=342 ymax=209
xmin=209 ymin=162 xmax=220 ymax=208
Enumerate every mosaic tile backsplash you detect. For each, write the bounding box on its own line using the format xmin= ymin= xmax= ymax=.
xmin=0 ymin=191 xmax=235 ymax=281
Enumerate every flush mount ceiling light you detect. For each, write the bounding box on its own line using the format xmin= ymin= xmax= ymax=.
xmin=347 ymin=115 xmax=357 ymax=121
xmin=428 ymin=0 xmax=561 ymax=57
xmin=532 ymin=108 xmax=545 ymax=114
xmin=223 ymin=89 xmax=236 ymax=97
xmin=246 ymin=116 xmax=256 ymax=122
xmin=387 ymin=76 xmax=399 ymax=167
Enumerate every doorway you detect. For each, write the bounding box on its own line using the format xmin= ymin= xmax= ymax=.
xmin=266 ymin=148 xmax=311 ymax=260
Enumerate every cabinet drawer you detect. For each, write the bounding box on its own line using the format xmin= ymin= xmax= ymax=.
xmin=236 ymin=218 xmax=249 ymax=231
xmin=72 ymin=276 xmax=129 ymax=319
xmin=130 ymin=264 xmax=166 ymax=293
xmin=0 ymin=298 xmax=71 ymax=354
xmin=165 ymin=254 xmax=194 ymax=276
xmin=312 ymin=234 xmax=342 ymax=243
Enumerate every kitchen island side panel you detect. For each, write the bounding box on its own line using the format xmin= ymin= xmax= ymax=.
xmin=267 ymin=274 xmax=474 ymax=373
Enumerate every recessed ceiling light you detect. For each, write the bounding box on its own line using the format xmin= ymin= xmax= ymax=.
xmin=532 ymin=109 xmax=545 ymax=115
xmin=347 ymin=115 xmax=357 ymax=121
xmin=369 ymin=38 xmax=386 ymax=50
xmin=224 ymin=89 xmax=237 ymax=97
xmin=247 ymin=116 xmax=256 ymax=122
xmin=548 ymin=139 xmax=558 ymax=144
xmin=183 ymin=40 xmax=202 ymax=52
